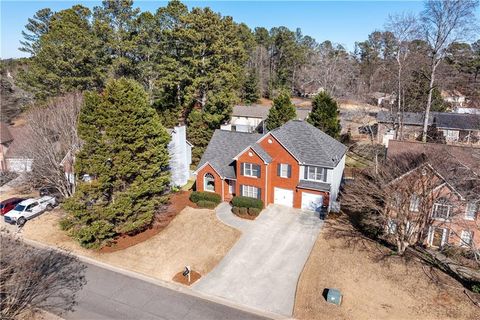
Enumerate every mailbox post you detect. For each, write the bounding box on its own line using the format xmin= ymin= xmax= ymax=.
xmin=183 ymin=265 xmax=191 ymax=283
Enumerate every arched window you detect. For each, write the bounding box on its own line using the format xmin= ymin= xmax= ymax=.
xmin=204 ymin=173 xmax=215 ymax=192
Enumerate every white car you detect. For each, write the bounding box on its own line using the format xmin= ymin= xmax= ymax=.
xmin=4 ymin=196 xmax=56 ymax=226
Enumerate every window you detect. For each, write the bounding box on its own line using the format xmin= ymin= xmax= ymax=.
xmin=432 ymin=198 xmax=452 ymax=219
xmin=278 ymin=163 xmax=291 ymax=178
xmin=460 ymin=230 xmax=473 ymax=247
xmin=305 ymin=166 xmax=327 ymax=182
xmin=386 ymin=219 xmax=397 ymax=234
xmin=243 ymin=163 xmax=260 ymax=178
xmin=465 ymin=202 xmax=477 ymax=220
xmin=204 ymin=173 xmax=215 ymax=192
xmin=429 ymin=227 xmax=449 ymax=247
xmin=242 ymin=185 xmax=258 ymax=199
xmin=409 ymin=194 xmax=420 ymax=212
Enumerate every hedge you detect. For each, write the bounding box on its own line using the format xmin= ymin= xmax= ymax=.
xmin=239 ymin=207 xmax=248 ymax=215
xmin=190 ymin=191 xmax=221 ymax=204
xmin=231 ymin=196 xmax=263 ymax=209
xmin=232 ymin=207 xmax=240 ymax=215
xmin=248 ymin=207 xmax=261 ymax=216
xmin=197 ymin=200 xmax=218 ymax=209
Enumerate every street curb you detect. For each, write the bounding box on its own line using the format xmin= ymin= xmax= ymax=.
xmin=20 ymin=237 xmax=289 ymax=320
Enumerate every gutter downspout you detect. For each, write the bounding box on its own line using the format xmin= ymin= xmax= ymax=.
xmin=264 ymin=164 xmax=268 ymax=206
xmin=221 ymin=178 xmax=224 ymax=202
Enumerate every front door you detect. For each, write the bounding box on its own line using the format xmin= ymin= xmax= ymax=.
xmin=228 ymin=180 xmax=235 ymax=195
xmin=430 ymin=227 xmax=447 ymax=247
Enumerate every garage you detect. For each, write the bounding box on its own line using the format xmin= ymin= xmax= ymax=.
xmin=274 ymin=187 xmax=294 ymax=208
xmin=301 ymin=192 xmax=323 ymax=212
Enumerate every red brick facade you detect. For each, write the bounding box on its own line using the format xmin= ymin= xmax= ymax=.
xmin=196 ymin=133 xmax=330 ymax=210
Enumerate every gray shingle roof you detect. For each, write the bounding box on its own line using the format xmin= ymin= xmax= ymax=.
xmin=232 ymin=105 xmax=310 ymax=121
xmin=270 ymin=120 xmax=347 ymax=167
xmin=251 ymin=143 xmax=272 ymax=163
xmin=197 ymin=130 xmax=263 ymax=179
xmin=377 ymin=111 xmax=480 ymax=130
xmin=298 ymin=180 xmax=331 ymax=192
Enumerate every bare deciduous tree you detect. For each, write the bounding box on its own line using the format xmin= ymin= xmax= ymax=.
xmin=385 ymin=13 xmax=419 ymax=139
xmin=420 ymin=0 xmax=479 ymax=142
xmin=22 ymin=92 xmax=82 ymax=198
xmin=0 ymin=232 xmax=86 ymax=319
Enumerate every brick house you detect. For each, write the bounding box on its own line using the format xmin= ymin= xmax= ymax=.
xmin=195 ymin=120 xmax=347 ymax=212
xmin=387 ymin=140 xmax=480 ymax=248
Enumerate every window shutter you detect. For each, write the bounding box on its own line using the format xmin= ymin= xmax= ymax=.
xmin=240 ymin=163 xmax=244 ymax=175
xmin=240 ymin=185 xmax=244 ymax=196
xmin=304 ymin=166 xmax=308 ymax=179
xmin=257 ymin=188 xmax=262 ymax=200
xmin=256 ymin=164 xmax=261 ymax=178
xmin=277 ymin=164 xmax=281 ymax=176
xmin=287 ymin=164 xmax=292 ymax=178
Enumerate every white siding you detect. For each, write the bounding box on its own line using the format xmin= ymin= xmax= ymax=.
xmin=168 ymin=126 xmax=192 ymax=187
xmin=329 ymin=154 xmax=346 ymax=204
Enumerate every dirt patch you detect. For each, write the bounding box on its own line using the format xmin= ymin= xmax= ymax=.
xmin=294 ymin=217 xmax=479 ymax=320
xmin=172 ymin=269 xmax=202 ymax=286
xmin=100 ymin=191 xmax=196 ymax=253
xmin=21 ymin=205 xmax=240 ymax=283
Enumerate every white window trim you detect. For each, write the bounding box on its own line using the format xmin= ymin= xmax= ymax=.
xmin=459 ymin=230 xmax=473 ymax=247
xmin=204 ymin=173 xmax=215 ymax=193
xmin=243 ymin=163 xmax=259 ymax=178
xmin=304 ymin=166 xmax=327 ymax=182
xmin=279 ymin=163 xmax=289 ymax=178
xmin=242 ymin=185 xmax=258 ymax=199
xmin=432 ymin=202 xmax=452 ymax=220
xmin=465 ymin=202 xmax=477 ymax=221
xmin=409 ymin=194 xmax=420 ymax=212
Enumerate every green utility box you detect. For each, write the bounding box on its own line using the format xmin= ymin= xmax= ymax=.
xmin=326 ymin=288 xmax=342 ymax=305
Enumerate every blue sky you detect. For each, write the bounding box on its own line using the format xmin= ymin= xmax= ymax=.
xmin=1 ymin=1 xmax=476 ymax=59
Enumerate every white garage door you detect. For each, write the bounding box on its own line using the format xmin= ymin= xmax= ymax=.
xmin=301 ymin=192 xmax=323 ymax=212
xmin=274 ymin=187 xmax=294 ymax=208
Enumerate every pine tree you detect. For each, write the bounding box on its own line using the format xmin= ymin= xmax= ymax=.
xmin=266 ymin=90 xmax=296 ymax=131
xmin=307 ymin=91 xmax=341 ymax=138
xmin=243 ymin=72 xmax=260 ymax=105
xmin=18 ymin=5 xmax=104 ymax=100
xmin=62 ymin=78 xmax=171 ymax=248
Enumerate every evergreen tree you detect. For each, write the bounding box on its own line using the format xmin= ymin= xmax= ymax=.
xmin=243 ymin=72 xmax=260 ymax=104
xmin=307 ymin=91 xmax=341 ymax=138
xmin=62 ymin=78 xmax=171 ymax=248
xmin=19 ymin=8 xmax=53 ymax=55
xmin=266 ymin=90 xmax=296 ymax=131
xmin=18 ymin=5 xmax=104 ymax=100
xmin=403 ymin=70 xmax=446 ymax=112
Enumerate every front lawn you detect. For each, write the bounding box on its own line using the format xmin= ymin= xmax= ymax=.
xmin=294 ymin=216 xmax=479 ymax=320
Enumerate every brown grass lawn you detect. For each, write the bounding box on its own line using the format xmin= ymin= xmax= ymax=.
xmin=294 ymin=217 xmax=479 ymax=320
xmin=21 ymin=206 xmax=240 ymax=282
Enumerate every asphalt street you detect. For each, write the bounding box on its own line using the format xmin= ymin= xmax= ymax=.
xmin=62 ymin=262 xmax=270 ymax=320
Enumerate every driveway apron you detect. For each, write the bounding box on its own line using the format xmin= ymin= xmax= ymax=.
xmin=193 ymin=204 xmax=323 ymax=316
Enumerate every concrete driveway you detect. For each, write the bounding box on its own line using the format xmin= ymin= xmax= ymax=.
xmin=193 ymin=204 xmax=323 ymax=316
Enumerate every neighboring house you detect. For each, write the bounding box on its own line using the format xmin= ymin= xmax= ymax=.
xmin=0 ymin=123 xmax=32 ymax=173
xmin=0 ymin=122 xmax=14 ymax=171
xmin=63 ymin=125 xmax=193 ymax=188
xmin=387 ymin=140 xmax=480 ymax=249
xmin=441 ymin=89 xmax=466 ymax=108
xmin=221 ymin=105 xmax=310 ymax=133
xmin=195 ymin=120 xmax=347 ymax=212
xmin=377 ymin=111 xmax=480 ymax=146
xmin=369 ymin=92 xmax=396 ymax=108
xmin=167 ymin=125 xmax=192 ymax=187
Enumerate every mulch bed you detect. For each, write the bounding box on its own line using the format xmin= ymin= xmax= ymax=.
xmin=172 ymin=269 xmax=202 ymax=286
xmin=99 ymin=191 xmax=196 ymax=253
xmin=233 ymin=212 xmax=257 ymax=220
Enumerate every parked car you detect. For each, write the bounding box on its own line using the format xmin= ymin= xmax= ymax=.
xmin=4 ymin=196 xmax=56 ymax=226
xmin=0 ymin=198 xmax=25 ymax=215
xmin=39 ymin=186 xmax=61 ymax=197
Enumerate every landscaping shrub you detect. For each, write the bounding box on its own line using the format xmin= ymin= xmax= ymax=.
xmin=248 ymin=207 xmax=261 ymax=216
xmin=231 ymin=196 xmax=263 ymax=209
xmin=232 ymin=207 xmax=240 ymax=215
xmin=190 ymin=191 xmax=221 ymax=204
xmin=239 ymin=207 xmax=248 ymax=215
xmin=197 ymin=200 xmax=217 ymax=209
